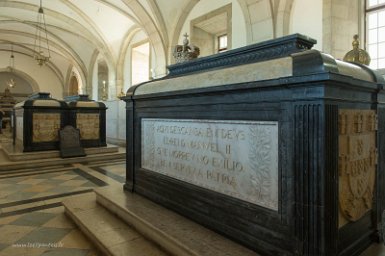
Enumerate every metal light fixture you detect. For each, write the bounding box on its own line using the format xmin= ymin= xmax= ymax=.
xmin=8 ymin=44 xmax=15 ymax=72
xmin=33 ymin=0 xmax=50 ymax=66
xmin=7 ymin=44 xmax=16 ymax=88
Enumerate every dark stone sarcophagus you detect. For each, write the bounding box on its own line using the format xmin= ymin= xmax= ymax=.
xmin=66 ymin=95 xmax=107 ymax=148
xmin=122 ymin=34 xmax=385 ymax=255
xmin=14 ymin=93 xmax=107 ymax=152
xmin=14 ymin=92 xmax=67 ymax=152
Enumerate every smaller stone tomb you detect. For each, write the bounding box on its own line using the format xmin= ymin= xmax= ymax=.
xmin=13 ymin=92 xmax=67 ymax=152
xmin=59 ymin=125 xmax=86 ymax=158
xmin=66 ymin=95 xmax=107 ymax=148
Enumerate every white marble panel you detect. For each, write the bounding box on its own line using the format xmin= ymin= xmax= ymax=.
xmin=16 ymin=116 xmax=23 ymax=142
xmin=135 ymin=57 xmax=292 ymax=96
xmin=141 ymin=118 xmax=279 ymax=210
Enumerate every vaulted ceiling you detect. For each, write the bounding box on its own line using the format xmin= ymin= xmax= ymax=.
xmin=0 ymin=0 xmax=298 ymax=98
xmin=0 ymin=0 xmax=198 ymax=79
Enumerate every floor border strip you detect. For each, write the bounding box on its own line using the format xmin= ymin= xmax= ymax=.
xmin=0 ymin=202 xmax=63 ymax=217
xmin=0 ymin=166 xmax=75 ymax=180
xmin=90 ymin=166 xmax=125 ymax=183
xmin=73 ymin=169 xmax=109 ymax=187
xmin=0 ymin=189 xmax=94 ymax=208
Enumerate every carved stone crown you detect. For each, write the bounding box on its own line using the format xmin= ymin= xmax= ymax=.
xmin=343 ymin=35 xmax=371 ymax=65
xmin=173 ymin=33 xmax=200 ymax=64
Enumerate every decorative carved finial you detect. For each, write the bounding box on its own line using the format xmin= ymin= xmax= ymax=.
xmin=183 ymin=33 xmax=189 ymax=46
xmin=343 ymin=34 xmax=371 ymax=65
xmin=173 ymin=33 xmax=200 ymax=64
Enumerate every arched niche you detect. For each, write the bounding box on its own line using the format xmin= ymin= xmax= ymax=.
xmin=97 ymin=60 xmax=109 ymax=101
xmin=66 ymin=67 xmax=85 ymax=97
xmin=69 ymin=75 xmax=79 ymax=96
xmin=0 ymin=69 xmax=36 ymax=102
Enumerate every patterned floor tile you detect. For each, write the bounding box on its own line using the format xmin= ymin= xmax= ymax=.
xmin=17 ymin=179 xmax=46 ymax=185
xmin=59 ymin=230 xmax=92 ymax=249
xmin=10 ymin=212 xmax=57 ymax=227
xmin=0 ymin=160 xmax=127 ymax=256
xmin=42 ymin=214 xmax=75 ymax=229
xmin=40 ymin=248 xmax=90 ymax=256
xmin=34 ymin=173 xmax=66 ymax=179
xmin=23 ymin=185 xmax=55 ymax=193
xmin=60 ymin=180 xmax=89 ymax=187
xmin=81 ymin=181 xmax=101 ymax=187
xmin=0 ymin=225 xmax=35 ymax=244
xmin=44 ymin=186 xmax=87 ymax=195
xmin=86 ymin=251 xmax=100 ymax=256
xmin=37 ymin=180 xmax=67 ymax=186
xmin=0 ymin=214 xmax=21 ymax=225
xmin=30 ymin=192 xmax=59 ymax=199
xmin=102 ymin=164 xmax=125 ymax=175
xmin=0 ymin=245 xmax=46 ymax=256
xmin=4 ymin=191 xmax=41 ymax=202
xmin=90 ymin=166 xmax=125 ymax=183
xmin=16 ymin=227 xmax=72 ymax=244
xmin=0 ymin=184 xmax=12 ymax=189
xmin=52 ymin=174 xmax=79 ymax=181
xmin=37 ymin=207 xmax=65 ymax=214
xmin=0 ymin=189 xmax=16 ymax=200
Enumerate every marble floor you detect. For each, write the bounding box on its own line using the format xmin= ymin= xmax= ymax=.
xmin=0 ymin=128 xmax=129 ymax=255
xmin=0 ymin=156 xmax=128 ymax=256
xmin=0 ymin=128 xmax=385 ymax=256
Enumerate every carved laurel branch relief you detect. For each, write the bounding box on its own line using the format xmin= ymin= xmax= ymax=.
xmin=248 ymin=126 xmax=277 ymax=210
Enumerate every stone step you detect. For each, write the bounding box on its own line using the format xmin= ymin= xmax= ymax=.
xmin=0 ymin=149 xmax=126 ymax=171
xmin=63 ymin=193 xmax=169 ymax=256
xmin=95 ymin=186 xmax=259 ymax=256
xmin=2 ymin=143 xmax=120 ymax=162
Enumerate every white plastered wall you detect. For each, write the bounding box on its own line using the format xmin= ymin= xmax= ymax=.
xmin=289 ymin=0 xmax=323 ymax=51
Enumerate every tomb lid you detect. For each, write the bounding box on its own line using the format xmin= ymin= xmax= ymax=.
xmin=29 ymin=92 xmax=51 ymax=99
xmin=14 ymin=92 xmax=67 ymax=108
xmin=291 ymin=49 xmax=384 ymax=84
xmin=126 ymin=34 xmax=384 ymax=98
xmin=69 ymin=101 xmax=106 ymax=109
xmin=64 ymin=94 xmax=90 ymax=102
xmin=65 ymin=94 xmax=106 ymax=109
xmin=167 ymin=33 xmax=316 ymax=77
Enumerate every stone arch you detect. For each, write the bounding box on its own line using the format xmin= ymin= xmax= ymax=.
xmin=169 ymin=0 xmax=200 ymax=64
xmin=236 ymin=0 xmax=275 ymax=43
xmin=0 ymin=68 xmax=39 ymax=93
xmin=275 ymin=0 xmax=295 ymax=37
xmin=236 ymin=0 xmax=253 ymax=44
xmin=116 ymin=26 xmax=142 ymax=94
xmin=122 ymin=0 xmax=167 ymax=77
xmin=87 ymin=49 xmax=100 ymax=98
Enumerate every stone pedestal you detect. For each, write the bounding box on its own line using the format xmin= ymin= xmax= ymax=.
xmin=122 ymin=34 xmax=385 ymax=256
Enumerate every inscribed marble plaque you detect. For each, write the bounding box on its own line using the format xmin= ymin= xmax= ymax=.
xmin=141 ymin=119 xmax=279 ymax=210
xmin=76 ymin=113 xmax=100 ymax=140
xmin=32 ymin=113 xmax=61 ymax=142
